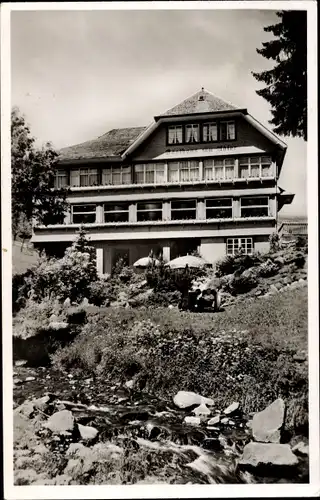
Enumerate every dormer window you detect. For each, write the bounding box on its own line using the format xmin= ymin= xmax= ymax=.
xmin=185 ymin=124 xmax=200 ymax=143
xmin=168 ymin=125 xmax=183 ymax=144
xmin=220 ymin=121 xmax=235 ymax=141
xmin=203 ymin=122 xmax=218 ymax=142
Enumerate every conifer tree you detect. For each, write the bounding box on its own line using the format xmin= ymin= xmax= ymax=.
xmin=252 ymin=11 xmax=307 ymax=140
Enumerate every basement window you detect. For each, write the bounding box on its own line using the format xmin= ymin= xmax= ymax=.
xmin=206 ymin=198 xmax=233 ymax=219
xmin=240 ymin=197 xmax=269 ymax=217
xmin=227 ymin=237 xmax=253 ymax=255
xmin=137 ymin=202 xmax=163 ymax=222
xmin=71 ymin=204 xmax=96 ymax=224
xmin=104 ymin=202 xmax=129 ymax=223
xmin=171 ymin=200 xmax=197 ymax=220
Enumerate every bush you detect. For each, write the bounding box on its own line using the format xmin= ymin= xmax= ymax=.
xmin=13 ymin=296 xmax=67 ymax=339
xmin=87 ymin=278 xmax=114 ymax=306
xmin=12 ymin=269 xmax=35 ymax=313
xmin=295 ymin=235 xmax=308 ymax=250
xmin=269 ymin=232 xmax=280 ymax=253
xmin=223 ymin=274 xmax=258 ymax=295
xmin=215 ymin=252 xmax=262 ymax=278
xmin=256 ymin=259 xmax=279 ymax=277
xmin=17 ymin=228 xmax=100 ymax=305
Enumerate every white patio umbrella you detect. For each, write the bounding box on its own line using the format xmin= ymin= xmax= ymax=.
xmin=133 ymin=256 xmax=160 ymax=268
xmin=165 ymin=255 xmax=210 ymax=270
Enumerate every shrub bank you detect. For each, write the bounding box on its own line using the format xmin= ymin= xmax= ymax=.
xmin=52 ymin=287 xmax=308 ymax=435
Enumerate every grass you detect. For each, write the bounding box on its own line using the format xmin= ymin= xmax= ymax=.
xmin=52 ymin=286 xmax=308 ymax=433
xmin=12 ymin=239 xmax=39 ymax=275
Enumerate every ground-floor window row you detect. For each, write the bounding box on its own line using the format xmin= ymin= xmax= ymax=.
xmin=55 ymin=156 xmax=274 ymax=188
xmin=69 ymin=196 xmax=273 ymax=224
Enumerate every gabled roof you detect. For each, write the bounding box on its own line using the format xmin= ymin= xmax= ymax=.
xmin=156 ymin=88 xmax=239 ymax=118
xmin=59 ymin=126 xmax=147 ymax=161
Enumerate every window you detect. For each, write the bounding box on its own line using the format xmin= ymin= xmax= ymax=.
xmin=185 ymin=124 xmax=200 ymax=143
xmin=102 ymin=166 xmax=131 ymax=185
xmin=202 ymin=122 xmax=218 ymax=142
xmin=227 ymin=238 xmax=253 ymax=256
xmin=220 ymin=121 xmax=235 ymax=141
xmin=71 ymin=204 xmax=96 ymax=224
xmin=137 ymin=202 xmax=163 ymax=222
xmin=239 ymin=156 xmax=272 ymax=179
xmin=168 ymin=161 xmax=199 ymax=183
xmin=70 ymin=168 xmax=99 ymax=187
xmin=134 ymin=163 xmax=165 ymax=184
xmin=204 ymin=158 xmax=235 ymax=181
xmin=104 ymin=202 xmax=129 ymax=223
xmin=54 ymin=169 xmax=68 ymax=188
xmin=171 ymin=200 xmax=197 ymax=220
xmin=206 ymin=198 xmax=232 ymax=219
xmin=168 ymin=125 xmax=183 ymax=144
xmin=240 ymin=197 xmax=269 ymax=218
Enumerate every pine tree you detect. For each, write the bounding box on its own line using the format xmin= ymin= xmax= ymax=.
xmin=11 ymin=107 xmax=68 ymax=239
xmin=252 ymin=11 xmax=307 ymax=140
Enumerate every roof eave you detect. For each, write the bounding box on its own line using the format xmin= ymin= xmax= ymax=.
xmin=154 ymin=108 xmax=247 ymax=121
xmin=57 ymin=156 xmax=123 ymax=165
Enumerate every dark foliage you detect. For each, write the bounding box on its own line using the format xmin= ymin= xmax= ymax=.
xmin=252 ymin=11 xmax=307 ymax=140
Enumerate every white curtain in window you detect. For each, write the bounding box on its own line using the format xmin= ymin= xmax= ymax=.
xmin=168 ymin=163 xmax=179 ymax=182
xmin=70 ymin=170 xmax=80 ymax=187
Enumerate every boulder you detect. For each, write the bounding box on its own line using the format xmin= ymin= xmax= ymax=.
xmin=292 ymin=441 xmax=309 ymax=456
xmin=252 ymin=398 xmax=285 ymax=443
xmin=207 ymin=415 xmax=220 ymax=426
xmin=192 ymin=404 xmax=211 ymax=418
xmin=173 ymin=391 xmax=214 ymax=409
xmin=25 ymin=376 xmax=36 ymax=382
xmin=77 ymin=423 xmax=98 ymax=441
xmin=239 ymin=442 xmax=298 ymax=469
xmin=224 ymin=401 xmax=240 ymax=415
xmin=14 ymin=401 xmax=35 ymax=419
xmin=44 ymin=410 xmax=74 ymax=434
xmin=48 ymin=321 xmax=69 ymax=330
xmin=183 ymin=416 xmax=201 ymax=426
xmin=63 ymin=298 xmax=71 ymax=307
xmin=269 ymin=284 xmax=278 ymax=294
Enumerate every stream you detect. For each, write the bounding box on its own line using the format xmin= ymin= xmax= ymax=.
xmin=13 ymin=363 xmax=309 ymax=485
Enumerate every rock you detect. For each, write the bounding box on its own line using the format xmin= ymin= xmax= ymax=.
xmin=224 ymin=401 xmax=240 ymax=415
xmin=25 ymin=376 xmax=36 ymax=382
xmin=183 ymin=416 xmax=201 ymax=426
xmin=207 ymin=415 xmax=220 ymax=426
xmin=14 ymin=401 xmax=35 ymax=418
xmin=168 ymin=305 xmax=174 ymax=309
xmin=63 ymin=298 xmax=71 ymax=307
xmin=33 ymin=444 xmax=48 ymax=455
xmin=252 ymin=398 xmax=285 ymax=443
xmin=81 ymin=298 xmax=89 ymax=306
xmin=14 ymin=359 xmax=27 ymax=367
xmin=48 ymin=321 xmax=69 ymax=330
xmin=64 ymin=458 xmax=85 ymax=477
xmin=192 ymin=404 xmax=211 ymax=418
xmin=125 ymin=379 xmax=135 ymax=389
xmin=91 ymin=442 xmax=124 ymax=461
xmin=15 ymin=468 xmax=42 ymax=485
xmin=49 ymin=314 xmax=59 ymax=322
xmin=33 ymin=395 xmax=50 ymax=411
xmin=269 ymin=284 xmax=278 ymax=294
xmin=292 ymin=441 xmax=309 ymax=456
xmin=77 ymin=423 xmax=98 ymax=441
xmin=173 ymin=391 xmax=214 ymax=409
xmin=293 ymin=352 xmax=307 ymax=362
xmin=274 ymin=256 xmax=284 ymax=266
xmin=44 ymin=410 xmax=74 ymax=433
xmin=13 ymin=378 xmax=23 ymax=385
xmin=221 ymin=417 xmax=229 ymax=424
xmin=239 ymin=442 xmax=298 ymax=469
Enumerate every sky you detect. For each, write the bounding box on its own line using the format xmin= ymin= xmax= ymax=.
xmin=11 ymin=8 xmax=307 ymax=217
